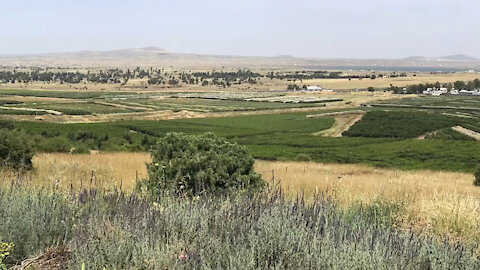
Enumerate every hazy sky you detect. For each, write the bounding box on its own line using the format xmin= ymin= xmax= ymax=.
xmin=1 ymin=0 xmax=479 ymax=58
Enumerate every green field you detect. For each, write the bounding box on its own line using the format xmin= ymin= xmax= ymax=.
xmin=118 ymin=97 xmax=325 ymax=112
xmin=22 ymin=102 xmax=137 ymax=115
xmin=0 ymin=89 xmax=130 ymax=99
xmin=0 ymin=89 xmax=331 ymax=115
xmin=344 ymin=110 xmax=480 ymax=138
xmin=3 ymin=109 xmax=480 ymax=172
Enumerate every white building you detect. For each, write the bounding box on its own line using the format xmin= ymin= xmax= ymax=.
xmin=459 ymin=90 xmax=480 ymax=96
xmin=306 ymin=86 xmax=323 ymax=91
xmin=423 ymin=87 xmax=448 ymax=96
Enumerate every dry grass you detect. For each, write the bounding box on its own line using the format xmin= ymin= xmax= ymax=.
xmin=303 ymin=73 xmax=480 ymax=90
xmin=255 ymin=160 xmax=480 ymax=242
xmin=8 ymin=153 xmax=150 ymax=191
xmin=1 ymin=152 xmax=479 ymax=242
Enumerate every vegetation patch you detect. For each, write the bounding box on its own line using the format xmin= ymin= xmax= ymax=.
xmin=344 ymin=110 xmax=469 ymax=138
xmin=425 ymin=128 xmax=476 ymax=141
xmin=141 ymin=133 xmax=264 ymax=197
xmin=0 ymin=187 xmax=479 ymax=269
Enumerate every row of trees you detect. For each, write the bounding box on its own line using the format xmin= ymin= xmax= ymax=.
xmin=0 ymin=68 xmax=261 ymax=88
xmin=268 ymin=71 xmax=407 ymax=81
xmin=1 ymin=67 xmax=415 ymax=87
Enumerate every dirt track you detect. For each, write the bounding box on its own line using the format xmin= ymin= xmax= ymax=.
xmin=309 ymin=110 xmax=366 ymax=137
xmin=452 ymin=126 xmax=480 ymax=141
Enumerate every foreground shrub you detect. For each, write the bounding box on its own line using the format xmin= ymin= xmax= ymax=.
xmin=0 ymin=129 xmax=34 ymax=170
xmin=0 ymin=241 xmax=14 ymax=270
xmin=142 ymin=132 xmax=264 ymax=197
xmin=474 ymin=167 xmax=480 ymax=186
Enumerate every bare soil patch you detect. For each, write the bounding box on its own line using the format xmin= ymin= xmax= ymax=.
xmin=309 ymin=110 xmax=366 ymax=137
xmin=453 ymin=126 xmax=480 ymax=141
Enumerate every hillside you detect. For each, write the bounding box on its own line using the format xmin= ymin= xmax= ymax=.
xmin=1 ymin=47 xmax=479 ymax=70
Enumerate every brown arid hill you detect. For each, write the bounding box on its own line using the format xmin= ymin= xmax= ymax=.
xmin=1 ymin=47 xmax=479 ymax=70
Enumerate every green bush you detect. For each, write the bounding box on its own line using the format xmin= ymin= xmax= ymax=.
xmin=0 ymin=241 xmax=14 ymax=270
xmin=71 ymin=145 xmax=91 ymax=154
xmin=474 ymin=167 xmax=480 ymax=187
xmin=296 ymin=154 xmax=312 ymax=161
xmin=0 ymin=129 xmax=35 ymax=170
xmin=37 ymin=137 xmax=72 ymax=153
xmin=142 ymin=132 xmax=265 ymax=197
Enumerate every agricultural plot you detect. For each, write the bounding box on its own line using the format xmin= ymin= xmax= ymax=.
xmin=0 ymin=89 xmax=130 ymax=99
xmin=3 ymin=110 xmax=480 ymax=172
xmin=20 ymin=102 xmax=139 ymax=115
xmin=116 ymin=97 xmax=325 ymax=112
xmin=343 ymin=110 xmax=479 ymax=138
xmin=374 ymin=96 xmax=480 ymax=109
xmin=0 ymin=89 xmax=337 ymax=116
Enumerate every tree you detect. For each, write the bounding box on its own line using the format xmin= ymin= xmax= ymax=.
xmin=454 ymin=80 xmax=466 ymax=90
xmin=141 ymin=133 xmax=265 ymax=197
xmin=0 ymin=129 xmax=35 ymax=170
xmin=473 ymin=79 xmax=480 ymax=89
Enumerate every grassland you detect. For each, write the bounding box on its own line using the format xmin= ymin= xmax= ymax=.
xmin=302 ymin=72 xmax=480 ymax=90
xmin=3 ymin=153 xmax=479 ymax=246
xmin=3 ymin=184 xmax=479 ymax=269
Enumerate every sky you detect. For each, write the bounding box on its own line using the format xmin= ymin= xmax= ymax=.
xmin=1 ymin=0 xmax=479 ymax=59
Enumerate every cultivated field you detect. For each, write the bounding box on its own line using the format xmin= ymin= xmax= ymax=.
xmin=303 ymin=72 xmax=480 ymax=90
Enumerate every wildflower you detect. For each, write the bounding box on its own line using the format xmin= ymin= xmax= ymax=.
xmin=178 ymin=253 xmax=188 ymax=260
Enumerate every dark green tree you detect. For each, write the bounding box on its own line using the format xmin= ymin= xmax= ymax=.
xmin=0 ymin=129 xmax=35 ymax=170
xmin=141 ymin=132 xmax=264 ymax=197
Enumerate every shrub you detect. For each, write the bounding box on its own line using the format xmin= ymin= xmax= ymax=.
xmin=142 ymin=132 xmax=264 ymax=197
xmin=2 ymin=187 xmax=479 ymax=269
xmin=71 ymin=145 xmax=91 ymax=154
xmin=0 ymin=129 xmax=35 ymax=170
xmin=0 ymin=241 xmax=14 ymax=270
xmin=296 ymin=154 xmax=312 ymax=162
xmin=37 ymin=137 xmax=72 ymax=153
xmin=474 ymin=167 xmax=480 ymax=187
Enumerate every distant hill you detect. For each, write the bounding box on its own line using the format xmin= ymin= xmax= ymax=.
xmin=1 ymin=47 xmax=479 ymax=70
xmin=404 ymin=54 xmax=478 ymax=62
xmin=439 ymin=54 xmax=478 ymax=62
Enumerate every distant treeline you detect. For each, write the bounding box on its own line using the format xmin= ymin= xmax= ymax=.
xmin=390 ymin=79 xmax=480 ymax=94
xmin=267 ymin=71 xmax=408 ymax=81
xmin=0 ymin=68 xmax=260 ymax=88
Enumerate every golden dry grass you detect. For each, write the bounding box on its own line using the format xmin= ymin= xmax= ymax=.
xmin=2 ymin=153 xmax=479 ymax=242
xmin=302 ymin=73 xmax=480 ymax=90
xmin=23 ymin=153 xmax=150 ymax=191
xmin=255 ymin=160 xmax=480 ymax=242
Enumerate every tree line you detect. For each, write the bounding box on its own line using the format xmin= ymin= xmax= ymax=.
xmin=390 ymin=79 xmax=480 ymax=94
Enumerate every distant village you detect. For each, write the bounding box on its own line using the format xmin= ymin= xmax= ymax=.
xmin=422 ymin=87 xmax=480 ymax=96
